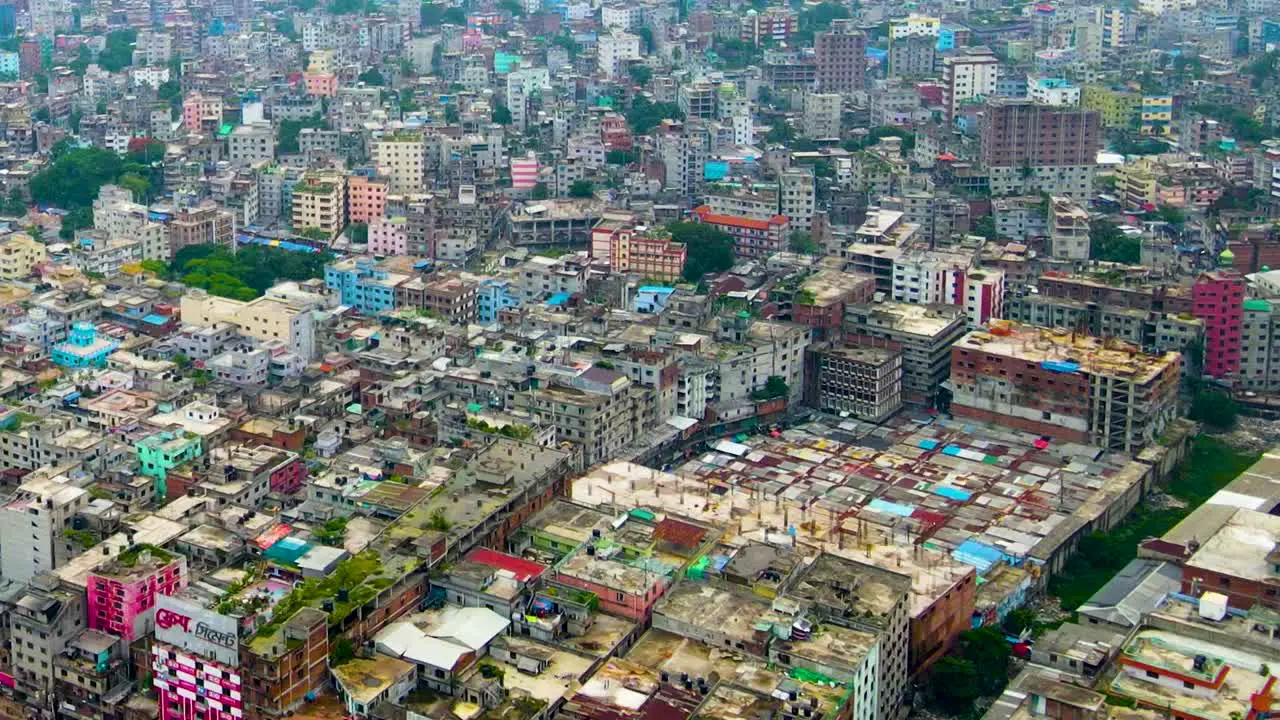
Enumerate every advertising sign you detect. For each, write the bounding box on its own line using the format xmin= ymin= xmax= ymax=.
xmin=155 ymin=595 xmax=240 ymax=666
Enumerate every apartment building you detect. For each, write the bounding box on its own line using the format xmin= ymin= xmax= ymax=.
xmin=291 ymin=173 xmax=346 ymax=239
xmin=228 ymin=122 xmax=275 ymax=165
xmin=780 ymin=168 xmax=816 ymax=234
xmin=964 ymin=269 xmax=1005 ymax=328
xmin=168 ymin=202 xmax=235 ymax=259
xmin=1193 ymin=268 xmax=1244 ymax=380
xmin=703 ymin=186 xmax=781 ymax=220
xmin=598 ymin=31 xmax=642 ymax=78
xmin=347 ymin=174 xmax=389 ymax=224
xmin=0 ymin=231 xmax=47 ymax=279
xmin=395 ymin=274 xmax=479 ymax=324
xmin=0 ymin=477 xmax=90 ymax=582
xmin=980 ymin=99 xmax=1102 ymax=197
xmin=844 ymin=302 xmax=968 ymax=405
xmin=708 ymin=315 xmax=810 ymax=422
xmin=511 ymin=368 xmax=656 ymax=467
xmin=179 ymin=290 xmax=317 ymax=359
xmin=1004 ymin=292 xmax=1203 ymax=362
xmin=1049 ymin=195 xmax=1091 ymax=261
xmin=691 ymin=205 xmax=789 ymax=259
xmin=950 ymin=322 xmax=1181 ymax=454
xmin=815 ymin=20 xmax=867 ymax=93
xmin=590 ymin=211 xmax=688 ymax=282
xmin=804 ymin=343 xmax=903 ymax=422
xmin=181 ymin=92 xmax=222 ymax=133
xmin=87 ymin=545 xmax=188 ymax=643
xmin=1239 ymin=297 xmax=1280 ymax=392
xmin=891 ymin=248 xmax=975 ymax=307
xmin=11 ymin=576 xmax=85 ymax=700
xmin=942 ymin=47 xmax=999 ymax=123
xmin=94 ymin=184 xmax=168 ymax=261
xmin=802 ymin=92 xmax=842 ymax=138
xmin=373 ymin=130 xmax=426 ymax=193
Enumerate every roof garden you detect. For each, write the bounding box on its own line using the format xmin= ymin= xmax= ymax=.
xmin=116 ymin=544 xmax=175 ymax=567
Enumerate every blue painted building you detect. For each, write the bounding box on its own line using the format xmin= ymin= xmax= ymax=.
xmin=633 ymin=286 xmax=675 ymax=314
xmin=324 ymin=258 xmax=402 ymax=314
xmin=51 ymin=323 xmax=119 ymax=368
xmin=477 ymin=278 xmax=520 ymax=323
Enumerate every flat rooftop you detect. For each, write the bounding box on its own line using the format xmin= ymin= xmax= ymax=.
xmin=956 ymin=322 xmax=1180 ymax=384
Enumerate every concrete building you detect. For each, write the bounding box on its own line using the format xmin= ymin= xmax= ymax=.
xmin=1027 ymin=77 xmax=1081 ymax=106
xmin=228 ymin=122 xmax=275 ymax=165
xmin=844 ymin=302 xmax=969 ymax=405
xmin=804 ymin=344 xmax=903 ymax=422
xmin=347 ymin=174 xmax=389 ymax=225
xmin=0 ymin=231 xmax=47 ymax=279
xmin=964 ymin=269 xmax=1005 ymax=328
xmin=950 ymin=321 xmax=1181 ymax=454
xmin=511 ymin=369 xmax=656 ymax=467
xmin=815 ymin=20 xmax=867 ymax=93
xmin=780 ymin=167 xmax=817 ymax=235
xmin=590 ymin=211 xmax=688 ymax=282
xmin=11 ymin=576 xmax=85 ymax=701
xmin=87 ymin=544 xmax=188 ymax=643
xmin=0 ymin=477 xmax=90 ymax=582
xmin=180 ymin=290 xmax=317 ymax=360
xmin=802 ymin=92 xmax=842 ymax=139
xmin=690 ymin=205 xmax=789 ymax=259
xmin=942 ymin=47 xmax=999 ymax=123
xmin=1193 ymin=269 xmax=1244 ymax=381
xmin=598 ymin=31 xmax=642 ymax=78
xmin=291 ymin=173 xmax=346 ymax=239
xmin=168 ymin=202 xmax=235 ymax=259
xmin=980 ymin=99 xmax=1101 ymax=197
xmin=94 ymin=184 xmax=168 ymax=261
xmin=373 ymin=130 xmax=426 ymax=193
xmin=1239 ymin=297 xmax=1280 ymax=392
xmin=1049 ymin=195 xmax=1091 ymax=261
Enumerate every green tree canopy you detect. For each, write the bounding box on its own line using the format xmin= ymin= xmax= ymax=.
xmin=30 ymin=147 xmax=125 ymax=209
xmin=929 ymin=657 xmax=980 ymax=714
xmin=347 ymin=222 xmax=369 ymax=244
xmin=626 ymin=96 xmax=683 ymax=134
xmin=1189 ymin=389 xmax=1239 ymax=430
xmin=169 ymin=244 xmax=332 ymax=300
xmin=492 ymin=104 xmax=512 ymax=124
xmin=97 ymin=29 xmax=137 ymax=72
xmin=789 ymin=231 xmax=820 ymax=254
xmin=1089 ymin=219 xmax=1140 ymax=264
xmin=568 ymin=180 xmax=595 ymax=198
xmin=358 ymin=67 xmax=386 ymax=85
xmin=670 ymin=222 xmax=735 ymax=281
xmin=277 ymin=113 xmax=326 ymax=154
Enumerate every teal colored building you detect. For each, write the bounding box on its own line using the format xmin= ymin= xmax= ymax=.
xmin=136 ymin=431 xmax=203 ymax=497
xmin=51 ymin=323 xmax=118 ymax=368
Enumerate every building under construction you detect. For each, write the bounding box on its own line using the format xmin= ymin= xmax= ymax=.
xmin=949 ymin=321 xmax=1181 ymax=454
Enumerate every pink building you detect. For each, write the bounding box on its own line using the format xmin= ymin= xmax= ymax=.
xmin=304 ymin=72 xmax=338 ymax=97
xmin=551 ymin=555 xmax=670 ymax=620
xmin=1193 ymin=268 xmax=1244 ymax=380
xmin=152 ymin=595 xmax=242 ymax=720
xmin=511 ymin=156 xmax=538 ymax=190
xmin=269 ymin=455 xmax=307 ymax=494
xmin=87 ymin=545 xmax=188 ymax=643
xmin=182 ymin=93 xmax=223 ymax=134
xmin=348 ymin=175 xmax=389 ymax=224
xmin=369 ymin=216 xmax=409 ymax=256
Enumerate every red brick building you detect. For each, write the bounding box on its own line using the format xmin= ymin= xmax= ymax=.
xmin=690 ymin=205 xmax=789 ymax=259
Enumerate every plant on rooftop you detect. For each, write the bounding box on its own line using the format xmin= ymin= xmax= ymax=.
xmin=751 ymin=376 xmax=789 ymax=402
xmin=64 ymin=528 xmax=97 ymax=550
xmin=428 ymin=509 xmax=452 ymax=531
xmin=253 ymin=550 xmax=383 ymax=639
xmin=315 ymin=517 xmax=349 ymax=547
xmin=330 ymin=638 xmax=355 ymax=666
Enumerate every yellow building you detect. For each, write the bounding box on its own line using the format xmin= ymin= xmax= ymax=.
xmin=0 ymin=233 xmax=47 ymax=280
xmin=179 ymin=291 xmax=316 ymax=360
xmin=291 ymin=173 xmax=346 ymax=239
xmin=1140 ymin=95 xmax=1173 ymax=136
xmin=372 ymin=131 xmax=427 ymax=194
xmin=1082 ymin=85 xmax=1138 ymax=129
xmin=1115 ymin=158 xmax=1159 ymax=207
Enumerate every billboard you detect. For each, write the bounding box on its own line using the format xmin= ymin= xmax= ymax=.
xmin=155 ymin=595 xmax=239 ymax=666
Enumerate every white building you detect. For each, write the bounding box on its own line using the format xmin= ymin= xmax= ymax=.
xmin=0 ymin=478 xmax=89 ymax=582
xmin=93 ymin=184 xmax=169 ymax=261
xmin=942 ymin=49 xmax=999 ymax=121
xmin=598 ymin=32 xmax=642 ymax=78
xmin=780 ymin=168 xmax=816 ymax=234
xmin=1027 ymin=77 xmax=1081 ymax=106
xmin=963 ymin=269 xmax=1005 ymax=328
xmin=891 ymin=249 xmax=975 ymax=307
xmin=601 ymin=3 xmax=643 ymax=30
xmin=228 ymin=121 xmax=276 ymax=165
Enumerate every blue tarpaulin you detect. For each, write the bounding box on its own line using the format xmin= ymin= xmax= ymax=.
xmin=933 ymin=485 xmax=972 ymax=501
xmin=868 ymin=499 xmax=914 ymax=517
xmin=918 ymin=439 xmax=940 ymax=450
xmin=952 ymin=539 xmax=1004 ymax=573
xmin=1041 ymin=360 xmax=1080 ymax=373
xmin=942 ymin=445 xmax=963 ymax=456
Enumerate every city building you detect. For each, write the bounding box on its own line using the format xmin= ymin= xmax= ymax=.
xmin=690 ymin=205 xmax=789 ymax=259
xmin=590 ymin=211 xmax=688 ymax=282
xmin=0 ymin=477 xmax=89 ymax=582
xmin=87 ymin=544 xmax=188 ymax=643
xmin=950 ymin=321 xmax=1181 ymax=453
xmin=0 ymin=231 xmax=47 ymax=279
xmin=815 ymin=20 xmax=867 ymax=93
xmin=51 ymin=322 xmax=120 ymax=368
xmin=291 ymin=173 xmax=346 ymax=239
xmin=980 ymin=99 xmax=1101 ymax=197
xmin=167 ymin=202 xmax=235 ymax=259
xmin=373 ymin=130 xmax=426 ymax=193
xmin=942 ymin=47 xmax=999 ymax=123
xmin=845 ymin=302 xmax=968 ymax=405
xmin=1193 ymin=268 xmax=1244 ymax=381
xmin=803 ymin=343 xmax=903 ymax=422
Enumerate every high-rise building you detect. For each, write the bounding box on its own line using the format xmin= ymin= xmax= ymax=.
xmin=941 ymin=47 xmax=999 ymax=123
xmin=347 ymin=174 xmax=388 ymax=224
xmin=950 ymin=322 xmax=1181 ymax=454
xmin=1048 ymin=195 xmax=1091 ymax=261
xmin=290 ymin=173 xmax=346 ymax=239
xmin=1193 ymin=266 xmax=1244 ymax=380
xmin=372 ymin=130 xmax=426 ymax=193
xmin=980 ymin=99 xmax=1101 ymax=197
xmin=779 ymin=167 xmax=816 ymax=234
xmin=815 ymin=19 xmax=867 ymax=93
xmin=802 ymin=92 xmax=842 ymax=138
xmin=94 ymin=184 xmax=169 ymax=260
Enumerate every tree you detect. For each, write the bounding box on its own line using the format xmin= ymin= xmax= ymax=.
xmin=628 ymin=64 xmax=653 ymax=86
xmin=929 ymin=657 xmax=980 ymax=714
xmin=1189 ymin=389 xmax=1239 ymax=430
xmin=444 ymin=104 xmax=459 ymax=123
xmin=33 ymin=107 xmax=50 ymax=123
xmin=670 ymin=222 xmax=735 ymax=281
xmin=789 ymin=231 xmax=820 ymax=254
xmin=531 ymin=182 xmax=549 ymax=200
xmin=766 ymin=119 xmax=794 ymax=144
xmin=1002 ymin=608 xmax=1037 ymax=636
xmin=358 ymin=67 xmax=386 ymax=85
xmin=960 ymin=626 xmax=1011 ymax=696
xmin=753 ymin=375 xmax=789 ymax=401
xmin=277 ymin=113 xmax=326 ymax=154
xmin=2 ymin=190 xmax=26 ymax=217
xmin=568 ymin=180 xmax=595 ymax=198
xmin=1155 ymin=204 xmax=1186 ymax=228
xmin=30 ymin=147 xmax=124 ymax=209
xmin=491 ymin=104 xmax=512 ymax=124
xmin=58 ymin=206 xmax=93 ymax=240
xmin=347 ymin=222 xmax=368 ymax=244
xmin=1089 ymin=219 xmax=1140 ymax=264
xmin=97 ymin=29 xmax=137 ymax=72
xmin=626 ymin=96 xmax=683 ymax=134
xmin=973 ymin=215 xmax=998 ymax=240
xmin=330 ymin=638 xmax=355 ymax=665
xmin=606 ymin=149 xmax=634 ymax=165
xmin=70 ymin=44 xmax=92 ymax=76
